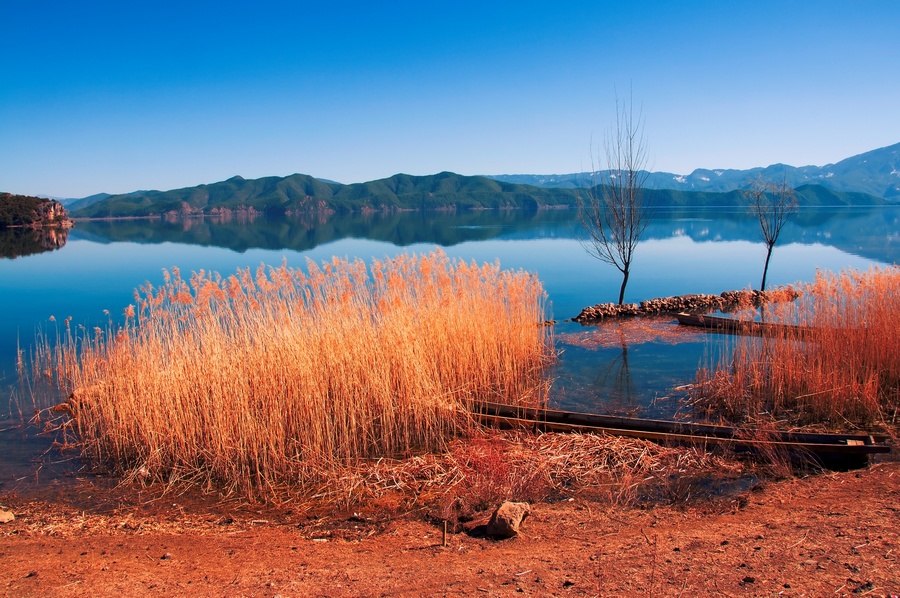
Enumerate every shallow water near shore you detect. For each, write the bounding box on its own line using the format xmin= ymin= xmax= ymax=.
xmin=1 ymin=206 xmax=897 ymax=493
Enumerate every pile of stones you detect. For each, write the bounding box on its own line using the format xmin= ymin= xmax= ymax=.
xmin=573 ymin=288 xmax=801 ymax=323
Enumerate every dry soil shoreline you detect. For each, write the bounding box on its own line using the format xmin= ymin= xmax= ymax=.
xmin=2 ymin=460 xmax=898 ymax=597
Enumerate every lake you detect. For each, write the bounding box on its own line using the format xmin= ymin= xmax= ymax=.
xmin=1 ymin=206 xmax=897 ymax=483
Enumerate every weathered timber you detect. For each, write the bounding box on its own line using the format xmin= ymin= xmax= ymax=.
xmin=471 ymin=401 xmax=891 ymax=469
xmin=674 ymin=312 xmax=808 ymax=336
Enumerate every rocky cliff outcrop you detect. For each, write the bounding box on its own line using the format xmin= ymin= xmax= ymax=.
xmin=0 ymin=193 xmax=75 ymax=229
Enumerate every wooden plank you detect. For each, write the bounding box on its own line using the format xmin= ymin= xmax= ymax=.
xmin=673 ymin=312 xmax=806 ymax=336
xmin=470 ymin=402 xmax=891 ymax=456
xmin=475 ymin=414 xmax=890 ymax=456
xmin=473 ymin=401 xmax=889 ymax=445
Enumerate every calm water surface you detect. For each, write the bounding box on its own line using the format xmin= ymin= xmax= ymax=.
xmin=1 ymin=206 xmax=897 ymax=485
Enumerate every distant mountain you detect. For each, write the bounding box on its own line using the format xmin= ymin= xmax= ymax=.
xmin=68 ymin=171 xmax=888 ymax=219
xmin=65 ymin=192 xmax=112 ymax=210
xmin=33 ymin=192 xmax=112 ymax=207
xmin=642 ymin=184 xmax=883 ymax=208
xmin=70 ymin=172 xmax=581 ymax=218
xmin=488 ymin=142 xmax=900 ymax=200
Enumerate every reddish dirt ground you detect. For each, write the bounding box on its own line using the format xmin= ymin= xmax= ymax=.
xmin=1 ymin=460 xmax=898 ymax=597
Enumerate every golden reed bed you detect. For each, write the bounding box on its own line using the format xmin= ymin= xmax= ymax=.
xmin=692 ymin=266 xmax=900 ymax=429
xmin=30 ymin=250 xmax=555 ymax=498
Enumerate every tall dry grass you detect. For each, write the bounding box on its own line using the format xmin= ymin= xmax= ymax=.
xmin=692 ymin=266 xmax=900 ymax=429
xmin=30 ymin=250 xmax=554 ymax=497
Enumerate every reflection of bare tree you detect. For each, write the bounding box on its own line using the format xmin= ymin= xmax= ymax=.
xmin=591 ymin=325 xmax=637 ymax=413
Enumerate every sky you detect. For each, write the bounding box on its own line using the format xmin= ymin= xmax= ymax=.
xmin=2 ymin=1 xmax=899 ymax=198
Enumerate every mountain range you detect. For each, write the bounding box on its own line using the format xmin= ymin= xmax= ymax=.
xmin=489 ymin=142 xmax=900 ymax=200
xmin=66 ymin=172 xmax=583 ymax=217
xmin=62 ymin=142 xmax=900 ymax=218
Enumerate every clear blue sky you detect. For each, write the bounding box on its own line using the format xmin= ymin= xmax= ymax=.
xmin=2 ymin=1 xmax=899 ymax=198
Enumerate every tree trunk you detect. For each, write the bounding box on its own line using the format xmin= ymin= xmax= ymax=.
xmin=760 ymin=244 xmax=774 ymax=291
xmin=618 ymin=268 xmax=630 ymax=305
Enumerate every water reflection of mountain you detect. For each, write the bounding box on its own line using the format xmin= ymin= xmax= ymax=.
xmin=647 ymin=207 xmax=899 ymax=264
xmin=0 ymin=226 xmax=70 ymax=259
xmin=71 ymin=210 xmax=579 ymax=252
xmin=71 ymin=206 xmax=899 ymax=265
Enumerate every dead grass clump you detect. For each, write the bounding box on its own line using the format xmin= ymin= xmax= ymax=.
xmin=321 ymin=429 xmax=745 ymax=526
xmin=690 ymin=266 xmax=900 ymax=429
xmin=27 ymin=250 xmax=554 ymax=499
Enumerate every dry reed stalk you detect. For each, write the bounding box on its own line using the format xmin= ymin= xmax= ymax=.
xmin=691 ymin=266 xmax=900 ymax=429
xmin=28 ymin=250 xmax=554 ymax=498
xmin=316 ymin=428 xmax=744 ymax=515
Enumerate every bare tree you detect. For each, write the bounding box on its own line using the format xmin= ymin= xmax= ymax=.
xmin=746 ymin=176 xmax=798 ymax=291
xmin=579 ymin=94 xmax=650 ymax=305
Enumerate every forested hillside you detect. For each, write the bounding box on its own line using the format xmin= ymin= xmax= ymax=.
xmin=69 ymin=173 xmax=887 ymax=218
xmin=0 ymin=193 xmax=73 ymax=228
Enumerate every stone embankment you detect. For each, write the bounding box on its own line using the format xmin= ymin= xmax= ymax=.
xmin=573 ymin=288 xmax=801 ymax=323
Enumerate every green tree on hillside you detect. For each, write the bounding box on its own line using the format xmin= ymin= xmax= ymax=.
xmin=0 ymin=193 xmax=66 ymax=227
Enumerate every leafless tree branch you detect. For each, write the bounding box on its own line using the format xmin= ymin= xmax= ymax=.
xmin=578 ymin=91 xmax=650 ymax=305
xmin=746 ymin=175 xmax=798 ymax=291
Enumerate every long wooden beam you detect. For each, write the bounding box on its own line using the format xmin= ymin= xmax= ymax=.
xmin=674 ymin=312 xmax=808 ymax=336
xmin=471 ymin=402 xmax=891 ymax=460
